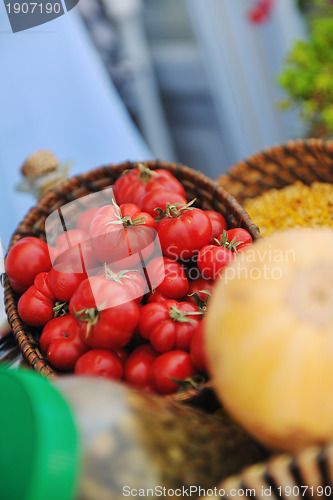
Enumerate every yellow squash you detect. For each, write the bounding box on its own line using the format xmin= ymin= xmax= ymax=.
xmin=205 ymin=228 xmax=333 ymax=453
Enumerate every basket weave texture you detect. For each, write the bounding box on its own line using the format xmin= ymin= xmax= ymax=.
xmin=214 ymin=440 xmax=333 ymax=499
xmin=218 ymin=138 xmax=333 ymax=204
xmin=4 ymin=160 xmax=260 ymax=402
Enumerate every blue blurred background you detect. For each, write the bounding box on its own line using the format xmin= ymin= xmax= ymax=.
xmin=0 ymin=0 xmax=308 ymax=247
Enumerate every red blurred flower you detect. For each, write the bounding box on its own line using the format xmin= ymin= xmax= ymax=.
xmin=248 ymin=0 xmax=275 ymax=24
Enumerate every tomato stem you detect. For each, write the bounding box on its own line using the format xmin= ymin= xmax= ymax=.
xmin=169 ymin=374 xmax=207 ymax=392
xmin=163 ymin=198 xmax=197 ymax=219
xmin=138 ymin=163 xmax=158 ymax=184
xmin=106 ymin=201 xmax=147 ymax=227
xmin=103 ymin=264 xmax=135 ymax=284
xmin=53 ymin=301 xmax=69 ymax=318
xmin=188 ymin=290 xmax=211 ymax=314
xmin=74 ymin=306 xmax=99 ymax=324
xmin=215 ymin=230 xmax=242 ymax=252
xmin=169 ymin=305 xmax=201 ymax=323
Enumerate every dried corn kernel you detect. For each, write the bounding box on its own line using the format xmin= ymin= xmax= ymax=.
xmin=244 ymin=182 xmax=333 ymax=236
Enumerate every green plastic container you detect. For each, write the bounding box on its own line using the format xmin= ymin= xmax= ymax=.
xmin=0 ymin=367 xmax=80 ymax=500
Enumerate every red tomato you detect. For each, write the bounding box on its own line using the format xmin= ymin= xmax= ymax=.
xmin=74 ymin=349 xmax=123 ymax=380
xmin=141 ymin=189 xmax=187 ymax=218
xmin=53 ymin=229 xmax=89 ymax=264
xmin=146 ymin=257 xmax=189 ymax=299
xmin=123 ymin=344 xmax=158 ymax=389
xmin=197 ymin=229 xmax=251 ymax=280
xmin=236 ymin=243 xmax=252 ymax=253
xmin=150 ymin=350 xmax=196 ymax=394
xmin=139 ymin=300 xmax=200 ymax=353
xmin=225 ymin=228 xmax=252 ymax=250
xmin=113 ymin=164 xmax=186 ymax=207
xmin=157 ymin=206 xmax=212 ymax=260
xmin=185 ymin=277 xmax=214 ymax=307
xmin=76 ymin=207 xmax=100 ymax=233
xmin=34 ymin=272 xmax=56 ymax=302
xmin=190 ymin=321 xmax=208 ymax=374
xmin=48 ymin=264 xmax=87 ymax=303
xmin=78 ymin=300 xmax=139 ymax=350
xmin=51 ymin=229 xmax=98 ymax=273
xmin=17 ymin=285 xmax=55 ymax=327
xmin=98 ymin=265 xmax=146 ymax=303
xmin=5 ymin=237 xmax=51 ymax=293
xmin=146 ymin=290 xmax=170 ymax=304
xmin=70 ymin=279 xmax=141 ymax=351
xmin=114 ymin=348 xmax=129 ymax=365
xmin=89 ymin=203 xmax=156 ymax=267
xmin=205 ymin=210 xmax=228 ymax=244
xmin=55 ymin=229 xmax=88 ymax=250
xmin=69 ymin=276 xmax=132 ymax=317
xmin=40 ymin=315 xmax=88 ymax=371
xmin=53 ymin=239 xmax=99 ymax=274
xmin=197 ymin=244 xmax=234 ymax=280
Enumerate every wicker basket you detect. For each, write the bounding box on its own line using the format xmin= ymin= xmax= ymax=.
xmin=4 ymin=160 xmax=260 ymax=403
xmin=211 ymin=441 xmax=333 ymax=499
xmin=218 ymin=138 xmax=333 ymax=204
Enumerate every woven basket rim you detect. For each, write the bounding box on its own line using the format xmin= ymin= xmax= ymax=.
xmin=227 ymin=137 xmax=333 ymax=174
xmin=218 ymin=138 xmax=333 ymax=205
xmin=219 ymin=438 xmax=333 ymax=497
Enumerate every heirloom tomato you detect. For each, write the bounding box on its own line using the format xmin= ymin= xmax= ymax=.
xmin=49 ymin=264 xmax=87 ymax=302
xmin=74 ymin=349 xmax=123 ymax=380
xmin=205 ymin=210 xmax=228 ymax=244
xmin=157 ymin=204 xmax=211 ymax=260
xmin=77 ymin=300 xmax=139 ymax=350
xmin=185 ymin=277 xmax=214 ymax=305
xmin=34 ymin=271 xmax=56 ymax=302
xmin=113 ymin=163 xmax=186 ymax=207
xmin=40 ymin=315 xmax=88 ymax=371
xmin=139 ymin=300 xmax=201 ymax=353
xmin=69 ymin=276 xmax=130 ymax=317
xmin=190 ymin=321 xmax=208 ymax=374
xmin=55 ymin=229 xmax=88 ymax=251
xmin=225 ymin=228 xmax=252 ymax=250
xmin=5 ymin=237 xmax=51 ymax=293
xmin=146 ymin=257 xmax=189 ymax=299
xmin=69 ymin=277 xmax=140 ymax=350
xmin=197 ymin=244 xmax=234 ymax=280
xmin=99 ymin=265 xmax=146 ymax=303
xmin=141 ymin=189 xmax=187 ymax=218
xmin=150 ymin=350 xmax=196 ymax=394
xmin=17 ymin=285 xmax=55 ymax=327
xmin=197 ymin=228 xmax=252 ymax=280
xmin=89 ymin=203 xmax=156 ymax=267
xmin=146 ymin=290 xmax=170 ymax=304
xmin=124 ymin=344 xmax=158 ymax=389
xmin=51 ymin=229 xmax=98 ymax=273
xmin=76 ymin=207 xmax=100 ymax=233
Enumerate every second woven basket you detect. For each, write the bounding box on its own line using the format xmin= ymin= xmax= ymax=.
xmin=218 ymin=138 xmax=333 ymax=203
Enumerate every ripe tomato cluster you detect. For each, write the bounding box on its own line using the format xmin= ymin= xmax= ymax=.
xmin=5 ymin=164 xmax=252 ymax=395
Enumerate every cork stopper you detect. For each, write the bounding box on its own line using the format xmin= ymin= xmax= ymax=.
xmin=21 ymin=150 xmax=59 ymax=177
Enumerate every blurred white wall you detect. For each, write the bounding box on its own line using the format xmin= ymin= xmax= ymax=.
xmin=138 ymin=0 xmax=308 ymax=177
